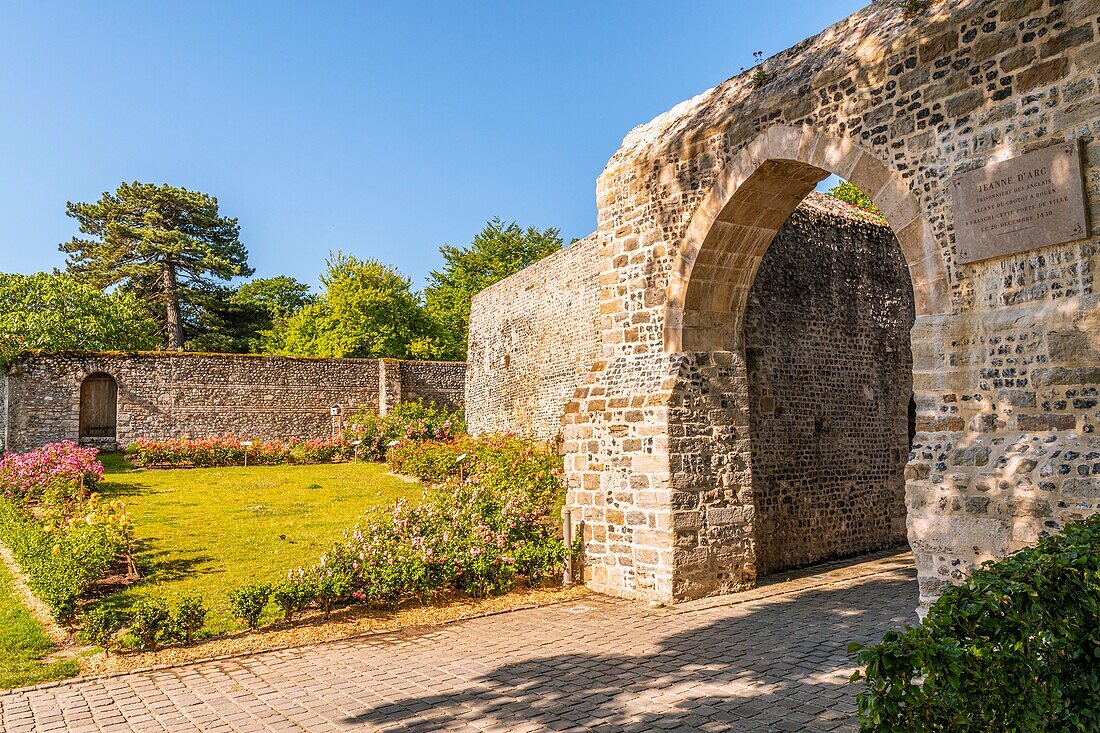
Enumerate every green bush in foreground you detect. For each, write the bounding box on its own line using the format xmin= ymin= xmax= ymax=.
xmin=128 ymin=598 xmax=170 ymax=651
xmin=852 ymin=515 xmax=1100 ymax=732
xmin=228 ymin=584 xmax=271 ymax=629
xmin=173 ymin=596 xmax=208 ymax=644
xmin=79 ymin=606 xmax=124 ymax=654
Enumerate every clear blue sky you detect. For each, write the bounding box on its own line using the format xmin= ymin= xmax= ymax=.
xmin=0 ymin=1 xmax=864 ymax=291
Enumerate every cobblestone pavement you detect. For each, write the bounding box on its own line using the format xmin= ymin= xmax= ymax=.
xmin=1 ymin=551 xmax=917 ymax=732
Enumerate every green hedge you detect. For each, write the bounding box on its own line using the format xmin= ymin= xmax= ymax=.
xmin=853 ymin=515 xmax=1100 ymax=732
xmin=0 ymin=498 xmax=127 ymax=623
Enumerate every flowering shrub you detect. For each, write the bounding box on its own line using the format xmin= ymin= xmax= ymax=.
xmin=298 ymin=480 xmax=564 ymax=611
xmin=388 ymin=438 xmax=468 ymax=483
xmin=127 ymin=434 xmax=356 ymax=468
xmin=0 ymin=441 xmax=103 ymax=504
xmin=345 ymin=400 xmax=463 ymax=462
xmin=391 ymin=434 xmax=563 ymax=509
xmin=0 ymin=443 xmax=130 ymax=622
xmin=0 ymin=494 xmax=131 ymax=622
xmin=228 ymin=584 xmax=271 ymax=629
xmin=290 ymin=437 xmax=567 ymax=614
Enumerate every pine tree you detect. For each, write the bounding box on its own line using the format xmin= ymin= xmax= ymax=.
xmin=60 ymin=182 xmax=252 ymax=349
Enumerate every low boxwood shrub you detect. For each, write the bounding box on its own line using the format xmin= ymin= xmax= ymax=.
xmin=228 ymin=584 xmax=271 ymax=629
xmin=272 ymin=573 xmax=314 ymax=622
xmin=173 ymin=595 xmax=208 ymax=644
xmin=852 ymin=514 xmax=1100 ymax=732
xmin=80 ymin=606 xmax=124 ymax=654
xmin=128 ymin=598 xmax=170 ymax=651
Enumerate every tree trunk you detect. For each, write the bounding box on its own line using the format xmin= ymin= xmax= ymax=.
xmin=162 ymin=260 xmax=184 ymax=350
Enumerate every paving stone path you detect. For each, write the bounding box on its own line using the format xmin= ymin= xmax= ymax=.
xmin=1 ymin=552 xmax=917 ymax=732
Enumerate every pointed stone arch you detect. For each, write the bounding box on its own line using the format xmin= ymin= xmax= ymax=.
xmin=665 ymin=125 xmax=950 ymax=353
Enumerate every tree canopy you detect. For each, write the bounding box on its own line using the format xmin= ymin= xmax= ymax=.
xmin=0 ymin=273 xmax=159 ymax=365
xmin=60 ymin=182 xmax=252 ymax=349
xmin=827 ymin=180 xmax=883 ymax=216
xmin=260 ymin=253 xmax=431 ymax=359
xmin=234 ymin=276 xmax=313 ymax=319
xmin=424 ymin=218 xmax=562 ymax=360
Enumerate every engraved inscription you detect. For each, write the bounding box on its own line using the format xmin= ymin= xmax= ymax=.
xmin=952 ymin=141 xmax=1089 ymax=264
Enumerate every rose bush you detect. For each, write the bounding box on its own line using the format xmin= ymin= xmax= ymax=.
xmin=0 ymin=440 xmax=102 ymax=503
xmin=345 ymin=400 xmax=462 ymax=462
xmin=390 ymin=434 xmax=563 ymax=509
xmin=0 ymin=443 xmax=129 ymax=622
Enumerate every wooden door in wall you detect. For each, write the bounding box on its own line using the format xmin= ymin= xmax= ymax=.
xmin=79 ymin=373 xmax=118 ymax=438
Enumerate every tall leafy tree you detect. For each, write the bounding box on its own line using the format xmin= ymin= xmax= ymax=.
xmin=60 ymin=182 xmax=253 ymax=349
xmin=185 ymin=277 xmax=314 ymax=353
xmin=261 ymin=253 xmax=431 ymax=359
xmin=0 ymin=272 xmax=159 ymax=365
xmin=183 ymin=287 xmax=270 ymax=354
xmin=234 ymin=276 xmax=313 ymax=319
xmin=827 ymin=180 xmax=883 ymax=216
xmin=424 ymin=218 xmax=562 ymax=360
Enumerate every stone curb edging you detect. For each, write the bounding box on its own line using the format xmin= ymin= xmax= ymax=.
xmin=667 ymin=550 xmax=915 ymax=616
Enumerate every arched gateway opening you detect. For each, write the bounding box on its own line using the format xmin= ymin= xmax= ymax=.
xmin=664 ymin=126 xmax=949 ymax=600
xmin=743 ymin=192 xmax=914 ymax=576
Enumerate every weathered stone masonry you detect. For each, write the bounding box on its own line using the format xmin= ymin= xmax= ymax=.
xmin=1 ymin=353 xmax=466 ymax=452
xmin=470 ymin=0 xmax=1100 ymax=609
xmin=745 ymin=195 xmax=914 ymax=576
xmin=466 ymin=234 xmax=602 ymax=441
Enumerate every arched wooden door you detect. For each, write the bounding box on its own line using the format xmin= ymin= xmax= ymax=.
xmin=79 ymin=373 xmax=118 ymax=439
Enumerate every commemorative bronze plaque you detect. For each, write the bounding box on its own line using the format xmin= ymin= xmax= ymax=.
xmin=951 ymin=140 xmax=1089 ymax=264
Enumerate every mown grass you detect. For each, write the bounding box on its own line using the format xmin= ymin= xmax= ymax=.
xmin=0 ymin=561 xmax=81 ymax=689
xmin=95 ymin=457 xmax=424 ymax=634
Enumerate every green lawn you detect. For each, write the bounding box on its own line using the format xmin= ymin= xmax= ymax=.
xmin=0 ymin=561 xmax=81 ymax=689
xmin=96 ymin=458 xmax=424 ymax=634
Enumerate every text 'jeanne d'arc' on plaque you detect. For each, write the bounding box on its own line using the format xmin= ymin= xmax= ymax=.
xmin=951 ymin=140 xmax=1089 ymax=265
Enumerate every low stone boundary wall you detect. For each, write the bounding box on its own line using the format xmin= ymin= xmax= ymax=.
xmin=1 ymin=352 xmax=465 ymax=452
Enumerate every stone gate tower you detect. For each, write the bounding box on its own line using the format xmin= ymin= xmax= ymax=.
xmin=468 ymin=0 xmax=1100 ymax=609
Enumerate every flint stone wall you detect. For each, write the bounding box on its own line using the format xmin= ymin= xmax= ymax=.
xmin=1 ymin=353 xmax=465 ymax=452
xmin=469 ymin=194 xmax=916 ymax=577
xmin=745 ymin=195 xmax=915 ymax=575
xmin=466 ymin=234 xmax=601 ymax=441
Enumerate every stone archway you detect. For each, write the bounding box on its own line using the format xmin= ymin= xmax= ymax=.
xmin=466 ymin=0 xmax=1100 ymax=611
xmin=666 ymin=126 xmax=949 ymax=352
xmin=658 ymin=126 xmax=949 ymax=599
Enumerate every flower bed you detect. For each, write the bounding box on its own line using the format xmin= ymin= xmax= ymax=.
xmin=127 ymin=434 xmax=355 ymax=468
xmin=126 ymin=400 xmax=464 ymax=468
xmin=0 ymin=442 xmax=130 ymax=622
xmin=222 ymin=433 xmax=569 ymax=631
